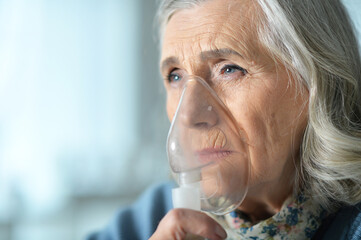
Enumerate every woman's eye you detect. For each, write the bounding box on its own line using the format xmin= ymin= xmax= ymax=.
xmin=220 ymin=64 xmax=247 ymax=77
xmin=167 ymin=69 xmax=182 ymax=83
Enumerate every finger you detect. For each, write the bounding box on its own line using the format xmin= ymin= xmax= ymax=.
xmin=152 ymin=208 xmax=227 ymax=240
xmin=184 ymin=233 xmax=206 ymax=240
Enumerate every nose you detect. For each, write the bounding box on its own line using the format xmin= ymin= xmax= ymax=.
xmin=178 ymin=79 xmax=219 ymax=129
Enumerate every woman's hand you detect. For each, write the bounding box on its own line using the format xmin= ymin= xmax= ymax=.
xmin=149 ymin=208 xmax=227 ymax=240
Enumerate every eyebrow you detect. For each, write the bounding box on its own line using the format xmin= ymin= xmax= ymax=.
xmin=160 ymin=48 xmax=243 ymax=73
xmin=161 ymin=56 xmax=180 ymax=73
xmin=200 ymin=48 xmax=244 ymax=60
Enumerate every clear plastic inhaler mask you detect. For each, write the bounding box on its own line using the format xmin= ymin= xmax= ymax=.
xmin=167 ymin=75 xmax=250 ymax=215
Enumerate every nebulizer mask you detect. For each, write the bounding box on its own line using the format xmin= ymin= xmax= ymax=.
xmin=167 ymin=75 xmax=250 ymax=215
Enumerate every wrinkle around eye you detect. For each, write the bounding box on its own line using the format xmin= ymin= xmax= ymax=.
xmin=166 ymin=68 xmax=189 ymax=88
xmin=211 ymin=62 xmax=248 ymax=82
xmin=221 ymin=65 xmax=247 ymax=75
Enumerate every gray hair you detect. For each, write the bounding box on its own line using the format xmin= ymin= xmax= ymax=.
xmin=157 ymin=0 xmax=361 ymax=210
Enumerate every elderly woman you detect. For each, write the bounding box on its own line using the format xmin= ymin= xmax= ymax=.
xmin=87 ymin=0 xmax=361 ymax=239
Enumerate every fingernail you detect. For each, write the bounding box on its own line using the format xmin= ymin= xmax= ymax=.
xmin=215 ymin=225 xmax=227 ymax=239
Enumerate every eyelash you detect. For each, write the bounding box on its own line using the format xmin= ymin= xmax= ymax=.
xmin=220 ymin=64 xmax=248 ymax=76
xmin=166 ymin=64 xmax=248 ymax=83
xmin=167 ymin=69 xmax=181 ymax=83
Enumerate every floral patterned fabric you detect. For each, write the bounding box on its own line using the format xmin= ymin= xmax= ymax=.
xmin=217 ymin=192 xmax=328 ymax=240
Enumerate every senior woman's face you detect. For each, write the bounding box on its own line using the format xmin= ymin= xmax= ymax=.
xmin=161 ymin=0 xmax=308 ymax=213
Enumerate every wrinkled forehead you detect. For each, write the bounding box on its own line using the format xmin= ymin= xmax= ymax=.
xmin=161 ymin=0 xmax=261 ymax=61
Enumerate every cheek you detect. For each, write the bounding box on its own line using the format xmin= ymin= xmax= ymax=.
xmin=222 ymin=78 xmax=307 ymax=184
xmin=233 ymin=103 xmax=277 ymax=179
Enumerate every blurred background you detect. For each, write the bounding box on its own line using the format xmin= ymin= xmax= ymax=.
xmin=0 ymin=0 xmax=360 ymax=239
xmin=0 ymin=0 xmax=169 ymax=239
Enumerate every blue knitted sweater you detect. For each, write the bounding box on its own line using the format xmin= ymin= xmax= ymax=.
xmin=86 ymin=182 xmax=361 ymax=240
